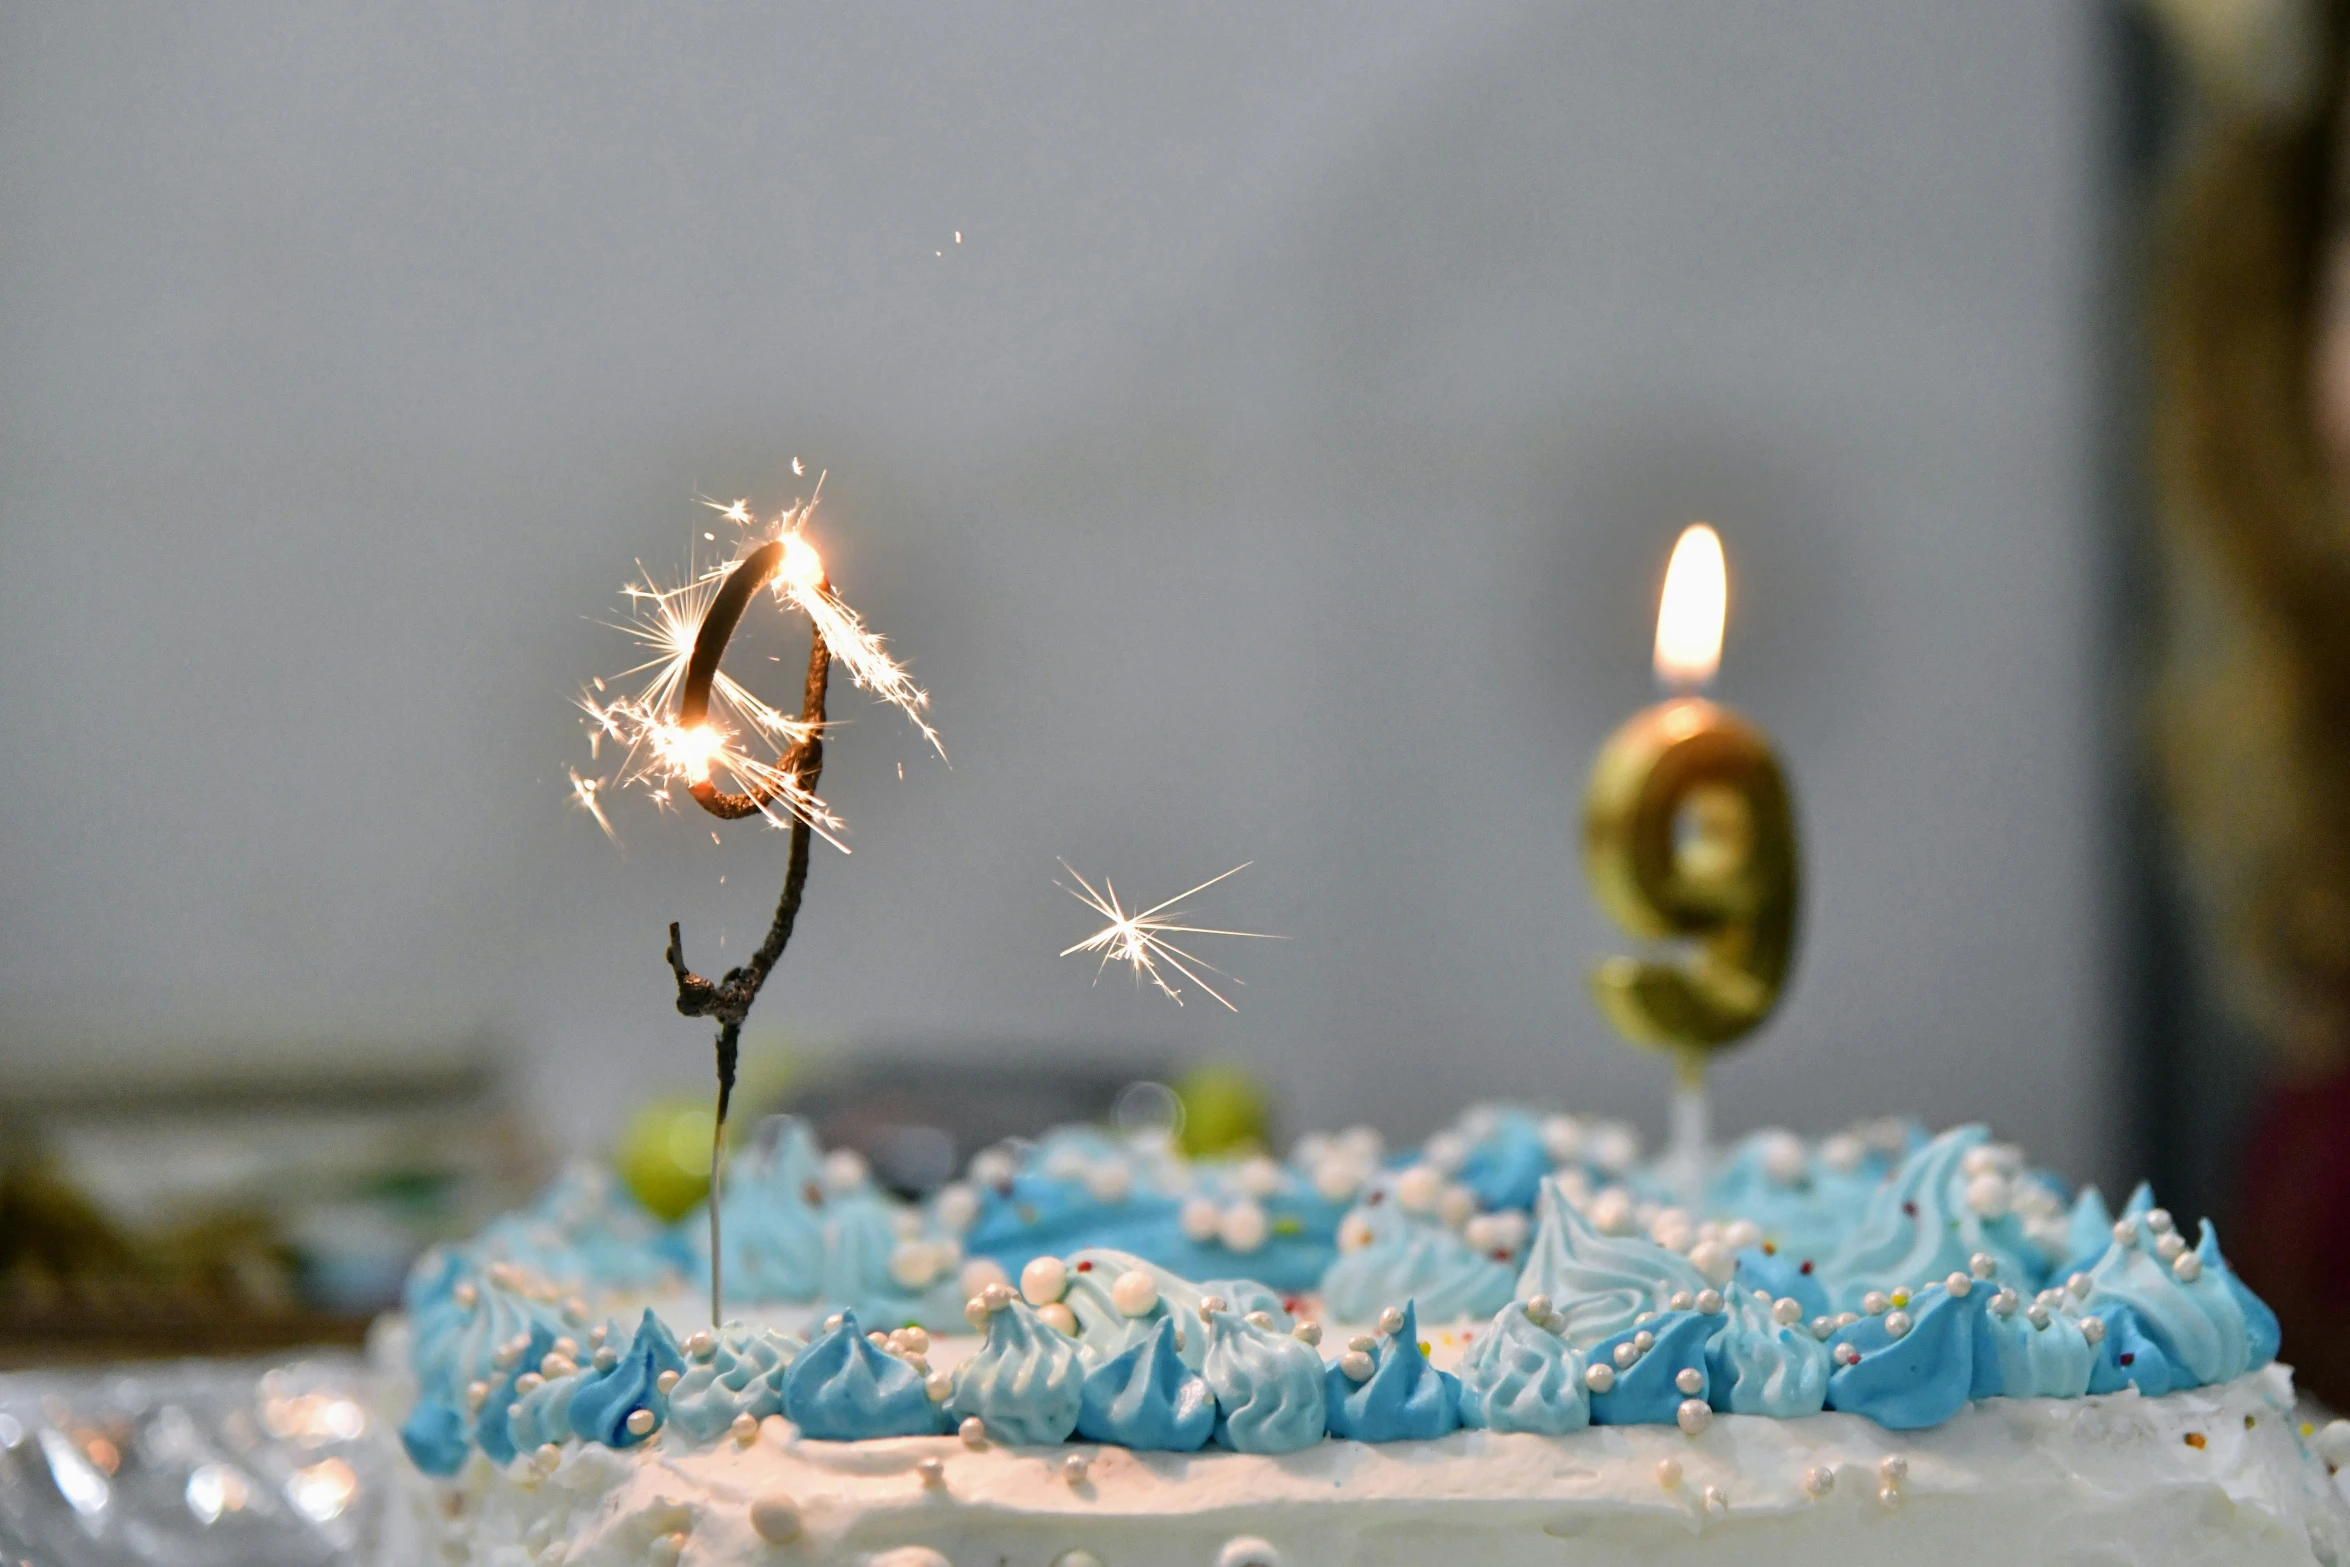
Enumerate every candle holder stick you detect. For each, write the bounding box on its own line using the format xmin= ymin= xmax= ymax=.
xmin=662 ymin=537 xmax=834 ymax=1328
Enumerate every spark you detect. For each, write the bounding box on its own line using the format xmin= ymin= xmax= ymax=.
xmin=792 ymin=458 xmax=805 ymax=477
xmin=764 ymin=487 xmax=945 ymax=759
xmin=569 ymin=768 xmax=619 ymax=844
xmin=1056 ymin=861 xmax=1279 ymax=1012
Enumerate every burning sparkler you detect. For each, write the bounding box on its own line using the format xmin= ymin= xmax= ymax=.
xmin=1057 ymin=861 xmax=1280 ymax=1012
xmin=577 ymin=481 xmax=937 ymax=1324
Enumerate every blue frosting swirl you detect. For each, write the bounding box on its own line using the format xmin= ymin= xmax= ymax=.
xmin=1324 ymin=1302 xmax=1460 ymax=1442
xmin=1704 ymin=1289 xmax=1829 ymax=1418
xmin=1454 ymin=1110 xmax=1552 ymax=1212
xmin=400 ymin=1266 xmax=565 ymax=1476
xmin=785 ymin=1310 xmax=945 ymax=1441
xmin=1732 ymin=1248 xmax=1829 ymax=1321
xmin=680 ymin=1121 xmax=827 ymax=1303
xmin=475 ymin=1321 xmax=557 ymax=1465
xmin=1703 ymin=1132 xmax=1876 ymax=1266
xmin=1456 ymin=1302 xmax=1590 ymax=1434
xmin=568 ymin=1309 xmax=684 ymax=1448
xmin=1516 ymin=1178 xmax=1708 ymax=1347
xmin=506 ymin=1367 xmax=585 ymax=1453
xmin=668 ymin=1323 xmax=802 ymax=1443
xmin=1974 ymin=1296 xmax=2092 ymax=1399
xmin=1202 ymin=1305 xmax=1327 ymax=1454
xmin=1076 ymin=1316 xmax=1215 ymax=1450
xmin=475 ymin=1163 xmax=679 ymax=1291
xmin=1321 ymin=1212 xmax=1515 ymax=1324
xmin=2077 ymin=1214 xmax=2257 ymax=1389
xmin=2055 ymin=1184 xmax=2114 ymax=1280
xmin=1825 ymin=1285 xmax=1975 ymax=1429
xmin=1818 ymin=1126 xmax=2041 ymax=1310
xmin=2083 ymin=1301 xmax=2176 ymax=1396
xmin=2200 ymin=1222 xmax=2281 ymax=1365
xmin=948 ymin=1298 xmax=1085 ymax=1445
xmin=821 ymin=1186 xmax=964 ymax=1329
xmin=1587 ymin=1309 xmax=1712 ymax=1425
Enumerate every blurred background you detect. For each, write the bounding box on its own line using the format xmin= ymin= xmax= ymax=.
xmin=3 ymin=2 xmax=2344 ymax=1379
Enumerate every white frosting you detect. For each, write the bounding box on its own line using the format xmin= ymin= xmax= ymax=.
xmin=418 ymin=1364 xmax=2350 ymax=1566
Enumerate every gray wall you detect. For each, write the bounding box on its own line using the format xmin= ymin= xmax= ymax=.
xmin=0 ymin=7 xmax=2117 ymax=1179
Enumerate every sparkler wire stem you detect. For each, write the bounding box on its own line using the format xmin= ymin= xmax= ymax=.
xmin=663 ymin=542 xmax=833 ymax=1326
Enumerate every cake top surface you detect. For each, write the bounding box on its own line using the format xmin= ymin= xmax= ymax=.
xmin=397 ymin=1103 xmax=2286 ymax=1476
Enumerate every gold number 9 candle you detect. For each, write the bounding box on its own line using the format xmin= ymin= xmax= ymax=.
xmin=1583 ymin=524 xmax=1800 ymax=1091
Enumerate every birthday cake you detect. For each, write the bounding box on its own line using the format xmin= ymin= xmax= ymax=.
xmin=392 ymin=1105 xmax=2350 ymax=1566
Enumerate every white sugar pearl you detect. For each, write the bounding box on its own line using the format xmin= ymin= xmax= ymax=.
xmin=1880 ymin=1455 xmax=1908 ymax=1482
xmin=917 ymin=1456 xmax=945 ymax=1486
xmin=1613 ymin=1341 xmax=1639 ymax=1369
xmin=1633 ymin=1329 xmax=1655 ymax=1352
xmin=1810 ymin=1316 xmax=1835 ymax=1339
xmin=730 ymin=1412 xmax=758 ymax=1445
xmin=1084 ymin=1162 xmax=1134 ymax=1204
xmin=1656 ymin=1456 xmax=1683 ymax=1488
xmin=1702 ymin=1485 xmax=1728 ymax=1515
xmin=959 ymin=1258 xmax=1013 ymax=1300
xmin=1293 ymin=1321 xmax=1322 ymax=1346
xmin=1244 ymin=1310 xmax=1276 ymax=1330
xmin=1541 ymin=1115 xmax=1585 ymax=1162
xmin=1696 ymin=1289 xmax=1724 ymax=1315
xmin=1758 ymin=1129 xmax=1808 ymax=1185
xmin=960 ymin=1415 xmax=987 ymax=1447
xmin=1989 ymin=1289 xmax=2017 ymax=1319
xmin=1584 ymin=1363 xmax=1616 ymax=1393
xmin=1677 ymin=1399 xmax=1713 ymax=1434
xmin=2314 ymin=1419 xmax=2350 ymax=1468
xmin=2172 ymin=1252 xmax=2203 ymax=1283
xmin=1438 ymin=1184 xmax=1479 ymax=1229
xmin=1668 ymin=1290 xmax=1695 ymax=1312
xmin=1214 ymin=1537 xmax=1286 ymax=1567
xmin=1969 ymin=1252 xmax=1997 ymax=1279
xmin=1039 ymin=1303 xmax=1079 ymax=1336
xmin=2155 ymin=1232 xmax=2186 ymax=1262
xmin=625 ymin=1408 xmax=656 ymax=1436
xmin=2080 ymin=1315 xmax=2105 ymax=1346
xmin=925 ymin=1372 xmax=953 ymax=1402
xmin=1835 ymin=1343 xmax=1862 ymax=1367
xmin=1879 ymin=1485 xmax=1903 ymax=1508
xmin=2112 ymin=1219 xmax=2138 ymax=1247
xmin=1180 ymin=1196 xmax=1223 ymax=1242
xmin=1804 ymin=1465 xmax=1835 ymax=1497
xmin=1348 ymin=1334 xmax=1376 ymax=1353
xmin=1200 ymin=1294 xmax=1229 ymax=1318
xmin=1525 ymin=1294 xmax=1556 ymax=1320
xmin=890 ymin=1241 xmax=941 ymax=1290
xmin=1021 ymin=1256 xmax=1070 ymax=1306
xmin=2146 ymin=1207 xmax=2175 ymax=1234
xmin=1884 ymin=1310 xmax=1913 ymax=1339
xmin=2025 ymin=1301 xmax=2051 ymax=1329
xmin=933 ymin=1182 xmax=980 ymax=1233
xmin=1771 ymin=1297 xmax=1803 ymax=1327
xmin=1688 ymin=1241 xmax=1736 ymax=1286
xmin=1675 ymin=1367 xmax=1704 ymax=1395
xmin=823 ymin=1313 xmax=846 ymax=1334
xmin=1944 ymin=1272 xmax=1972 ymax=1298
xmin=683 ymin=1330 xmax=715 ymax=1360
xmin=1111 ymin=1268 xmax=1160 ymax=1317
xmin=1425 ymin=1130 xmax=1469 ymax=1173
xmin=1588 ymin=1187 xmax=1636 ymax=1235
xmin=1861 ymin=1291 xmax=1889 ymax=1316
xmin=1064 ymin=1453 xmax=1091 ymax=1485
xmin=533 ymin=1443 xmax=562 ymax=1473
xmin=749 ymin=1494 xmax=801 ymax=1544
xmin=1313 ymin=1160 xmax=1364 ymax=1203
xmin=1394 ymin=1164 xmax=1443 ymax=1213
xmin=1378 ymin=1305 xmax=1406 ymax=1336
xmin=655 ymin=1369 xmax=681 ymax=1394
xmin=823 ymin=1148 xmax=870 ymax=1192
xmin=1219 ymin=1201 xmax=1270 ymax=1254
xmin=1820 ymin=1133 xmax=1865 ymax=1173
xmin=1340 ymin=1349 xmax=1375 ymax=1381
xmin=964 ymin=1298 xmax=992 ymax=1328
xmin=1590 ymin=1122 xmax=1641 ymax=1174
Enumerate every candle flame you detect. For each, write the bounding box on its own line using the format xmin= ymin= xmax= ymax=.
xmin=1654 ymin=523 xmax=1726 ymax=690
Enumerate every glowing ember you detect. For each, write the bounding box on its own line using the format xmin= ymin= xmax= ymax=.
xmin=574 ymin=481 xmax=938 ymax=844
xmin=1057 ymin=861 xmax=1279 ymax=1011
